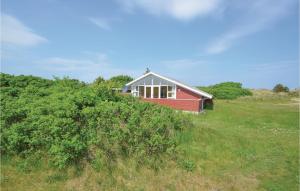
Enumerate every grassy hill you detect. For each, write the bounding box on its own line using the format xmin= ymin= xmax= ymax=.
xmin=1 ymin=89 xmax=299 ymax=191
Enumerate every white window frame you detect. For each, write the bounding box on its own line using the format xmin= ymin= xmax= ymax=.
xmin=167 ymin=85 xmax=176 ymax=99
xmin=160 ymin=85 xmax=168 ymax=99
xmin=132 ymin=86 xmax=138 ymax=97
xmin=145 ymin=85 xmax=152 ymax=98
xmin=132 ymin=84 xmax=176 ymax=99
xmin=138 ymin=85 xmax=145 ymax=98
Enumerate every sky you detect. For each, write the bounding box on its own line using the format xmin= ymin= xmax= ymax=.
xmin=1 ymin=0 xmax=299 ymax=88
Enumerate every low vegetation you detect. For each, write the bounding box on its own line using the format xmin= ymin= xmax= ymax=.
xmin=0 ymin=73 xmax=190 ymax=169
xmin=1 ymin=74 xmax=299 ymax=191
xmin=198 ymin=82 xmax=252 ymax=99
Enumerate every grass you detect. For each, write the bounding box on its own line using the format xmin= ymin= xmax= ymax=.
xmin=178 ymin=97 xmax=299 ymax=190
xmin=1 ymin=92 xmax=299 ymax=191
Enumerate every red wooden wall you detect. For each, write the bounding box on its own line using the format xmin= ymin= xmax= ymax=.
xmin=143 ymin=85 xmax=203 ymax=112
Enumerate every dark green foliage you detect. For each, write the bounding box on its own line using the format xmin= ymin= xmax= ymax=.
xmin=108 ymin=75 xmax=133 ymax=88
xmin=198 ymin=82 xmax=252 ymax=99
xmin=203 ymin=101 xmax=214 ymax=110
xmin=1 ymin=73 xmax=188 ymax=169
xmin=93 ymin=76 xmax=105 ymax=85
xmin=92 ymin=75 xmax=133 ymax=88
xmin=273 ymin=83 xmax=289 ymax=93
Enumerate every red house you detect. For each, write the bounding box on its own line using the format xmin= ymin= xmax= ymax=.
xmin=125 ymin=72 xmax=213 ymax=112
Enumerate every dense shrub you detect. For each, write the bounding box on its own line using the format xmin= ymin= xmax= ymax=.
xmin=273 ymin=83 xmax=289 ymax=93
xmin=198 ymin=82 xmax=252 ymax=99
xmin=93 ymin=76 xmax=105 ymax=85
xmin=92 ymin=75 xmax=133 ymax=89
xmin=108 ymin=75 xmax=133 ymax=88
xmin=0 ymin=73 xmax=189 ymax=169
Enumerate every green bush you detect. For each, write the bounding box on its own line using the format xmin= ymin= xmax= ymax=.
xmin=93 ymin=76 xmax=105 ymax=85
xmin=178 ymin=159 xmax=196 ymax=172
xmin=198 ymin=82 xmax=252 ymax=99
xmin=108 ymin=75 xmax=133 ymax=88
xmin=273 ymin=83 xmax=289 ymax=93
xmin=92 ymin=75 xmax=133 ymax=89
xmin=0 ymin=73 xmax=189 ymax=169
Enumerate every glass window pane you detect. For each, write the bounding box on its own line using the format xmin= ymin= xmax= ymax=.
xmin=139 ymin=86 xmax=144 ymax=97
xmin=160 ymin=86 xmax=167 ymax=98
xmin=168 ymin=86 xmax=173 ymax=91
xmin=168 ymin=92 xmax=174 ymax=98
xmin=146 ymin=87 xmax=151 ymax=98
xmin=153 ymin=87 xmax=159 ymax=98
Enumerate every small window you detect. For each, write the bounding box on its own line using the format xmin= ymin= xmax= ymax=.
xmin=168 ymin=92 xmax=174 ymax=97
xmin=167 ymin=86 xmax=175 ymax=98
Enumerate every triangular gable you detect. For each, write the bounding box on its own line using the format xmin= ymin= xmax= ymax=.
xmin=126 ymin=72 xmax=213 ymax=99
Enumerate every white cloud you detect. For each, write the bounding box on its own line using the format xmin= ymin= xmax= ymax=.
xmin=37 ymin=52 xmax=142 ymax=82
xmin=116 ymin=0 xmax=221 ymax=21
xmin=206 ymin=0 xmax=296 ymax=54
xmin=88 ymin=17 xmax=111 ymax=30
xmin=1 ymin=13 xmax=47 ymax=46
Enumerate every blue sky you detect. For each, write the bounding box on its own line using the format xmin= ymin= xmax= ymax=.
xmin=1 ymin=0 xmax=299 ymax=88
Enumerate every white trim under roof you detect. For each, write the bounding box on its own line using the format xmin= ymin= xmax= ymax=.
xmin=126 ymin=72 xmax=213 ymax=99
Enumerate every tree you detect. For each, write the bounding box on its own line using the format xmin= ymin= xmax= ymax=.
xmin=273 ymin=84 xmax=289 ymax=93
xmin=93 ymin=76 xmax=105 ymax=85
xmin=108 ymin=75 xmax=133 ymax=88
